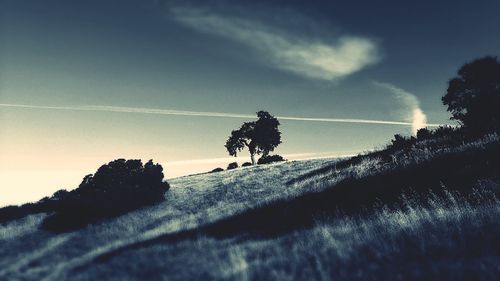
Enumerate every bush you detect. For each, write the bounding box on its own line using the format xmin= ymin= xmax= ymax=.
xmin=40 ymin=159 xmax=169 ymax=232
xmin=227 ymin=162 xmax=239 ymax=170
xmin=210 ymin=167 xmax=224 ymax=173
xmin=388 ymin=134 xmax=415 ymax=151
xmin=0 ymin=205 xmax=26 ymax=223
xmin=258 ymin=154 xmax=286 ymax=164
xmin=0 ymin=197 xmax=56 ymax=223
xmin=416 ymin=128 xmax=432 ymax=140
xmin=432 ymin=125 xmax=459 ymax=138
xmin=51 ymin=189 xmax=70 ymax=201
xmin=241 ymin=162 xmax=253 ymax=167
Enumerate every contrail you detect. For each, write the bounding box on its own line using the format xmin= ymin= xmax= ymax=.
xmin=0 ymin=103 xmax=443 ymax=127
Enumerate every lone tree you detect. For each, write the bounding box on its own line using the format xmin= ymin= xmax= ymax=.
xmin=442 ymin=56 xmax=500 ymax=133
xmin=225 ymin=111 xmax=282 ymax=165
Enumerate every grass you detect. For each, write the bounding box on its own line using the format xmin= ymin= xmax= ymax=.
xmin=68 ymin=186 xmax=500 ymax=281
xmin=291 ymin=132 xmax=500 ymax=189
xmin=0 ymin=158 xmax=336 ymax=280
xmin=0 ymin=132 xmax=499 ymax=280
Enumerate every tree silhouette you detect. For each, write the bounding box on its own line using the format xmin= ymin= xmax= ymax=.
xmin=41 ymin=159 xmax=169 ymax=232
xmin=225 ymin=111 xmax=282 ymax=165
xmin=442 ymin=56 xmax=500 ymax=133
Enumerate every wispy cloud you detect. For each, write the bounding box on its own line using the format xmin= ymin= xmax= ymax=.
xmin=168 ymin=4 xmax=380 ymax=80
xmin=0 ymin=103 xmax=442 ymax=127
xmin=373 ymin=81 xmax=428 ymax=135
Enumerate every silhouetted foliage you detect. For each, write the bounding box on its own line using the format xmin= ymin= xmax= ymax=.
xmin=442 ymin=56 xmax=500 ymax=134
xmin=432 ymin=125 xmax=459 ymax=139
xmin=52 ymin=189 xmax=70 ymax=200
xmin=389 ymin=134 xmax=415 ymax=151
xmin=257 ymin=154 xmax=286 ymax=164
xmin=416 ymin=128 xmax=432 ymax=140
xmin=227 ymin=162 xmax=239 ymax=170
xmin=242 ymin=162 xmax=253 ymax=167
xmin=225 ymin=111 xmax=282 ymax=165
xmin=210 ymin=167 xmax=224 ymax=173
xmin=253 ymin=111 xmax=282 ymax=158
xmin=382 ymin=127 xmax=474 ymax=161
xmin=0 ymin=205 xmax=26 ymax=223
xmin=0 ymin=196 xmax=57 ymax=223
xmin=40 ymin=159 xmax=169 ymax=232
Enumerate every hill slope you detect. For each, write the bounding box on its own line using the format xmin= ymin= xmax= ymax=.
xmin=0 ymin=159 xmax=336 ymax=280
xmin=1 ymin=133 xmax=499 ymax=281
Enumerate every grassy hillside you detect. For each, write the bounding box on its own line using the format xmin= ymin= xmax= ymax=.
xmin=0 ymin=159 xmax=336 ymax=280
xmin=0 ymin=132 xmax=499 ymax=280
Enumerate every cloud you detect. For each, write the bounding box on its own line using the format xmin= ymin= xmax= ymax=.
xmin=372 ymin=81 xmax=428 ymax=135
xmin=168 ymin=5 xmax=380 ymax=80
xmin=0 ymin=103 xmax=442 ymax=127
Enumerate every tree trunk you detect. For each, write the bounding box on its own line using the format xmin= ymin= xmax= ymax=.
xmin=248 ymin=142 xmax=257 ymax=165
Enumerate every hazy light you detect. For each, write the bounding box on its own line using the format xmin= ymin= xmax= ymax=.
xmin=412 ymin=108 xmax=428 ymax=135
xmin=372 ymin=81 xmax=429 ymax=135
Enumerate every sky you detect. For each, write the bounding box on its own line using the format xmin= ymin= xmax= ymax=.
xmin=1 ymin=0 xmax=499 ymax=206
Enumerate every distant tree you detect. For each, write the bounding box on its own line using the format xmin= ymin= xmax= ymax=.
xmin=225 ymin=122 xmax=255 ymax=163
xmin=253 ymin=111 xmax=282 ymax=159
xmin=442 ymin=56 xmax=500 ymax=133
xmin=225 ymin=111 xmax=282 ymax=165
xmin=227 ymin=162 xmax=239 ymax=170
xmin=241 ymin=162 xmax=253 ymax=167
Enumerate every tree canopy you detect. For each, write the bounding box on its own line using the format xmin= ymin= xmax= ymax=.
xmin=442 ymin=56 xmax=500 ymax=133
xmin=225 ymin=111 xmax=282 ymax=165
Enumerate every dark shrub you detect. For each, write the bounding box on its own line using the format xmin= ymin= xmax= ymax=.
xmin=258 ymin=154 xmax=286 ymax=164
xmin=416 ymin=128 xmax=432 ymax=140
xmin=0 ymin=205 xmax=25 ymax=223
xmin=389 ymin=134 xmax=415 ymax=151
xmin=227 ymin=162 xmax=239 ymax=170
xmin=242 ymin=162 xmax=253 ymax=167
xmin=52 ymin=189 xmax=70 ymax=200
xmin=432 ymin=125 xmax=458 ymax=138
xmin=210 ymin=167 xmax=224 ymax=173
xmin=0 ymin=196 xmax=56 ymax=223
xmin=41 ymin=159 xmax=169 ymax=232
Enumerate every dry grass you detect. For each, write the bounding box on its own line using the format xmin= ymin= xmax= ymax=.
xmin=0 ymin=158 xmax=337 ymax=281
xmin=68 ymin=185 xmax=500 ymax=281
xmin=292 ymin=133 xmax=500 ymax=193
xmin=1 ymin=133 xmax=499 ymax=280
